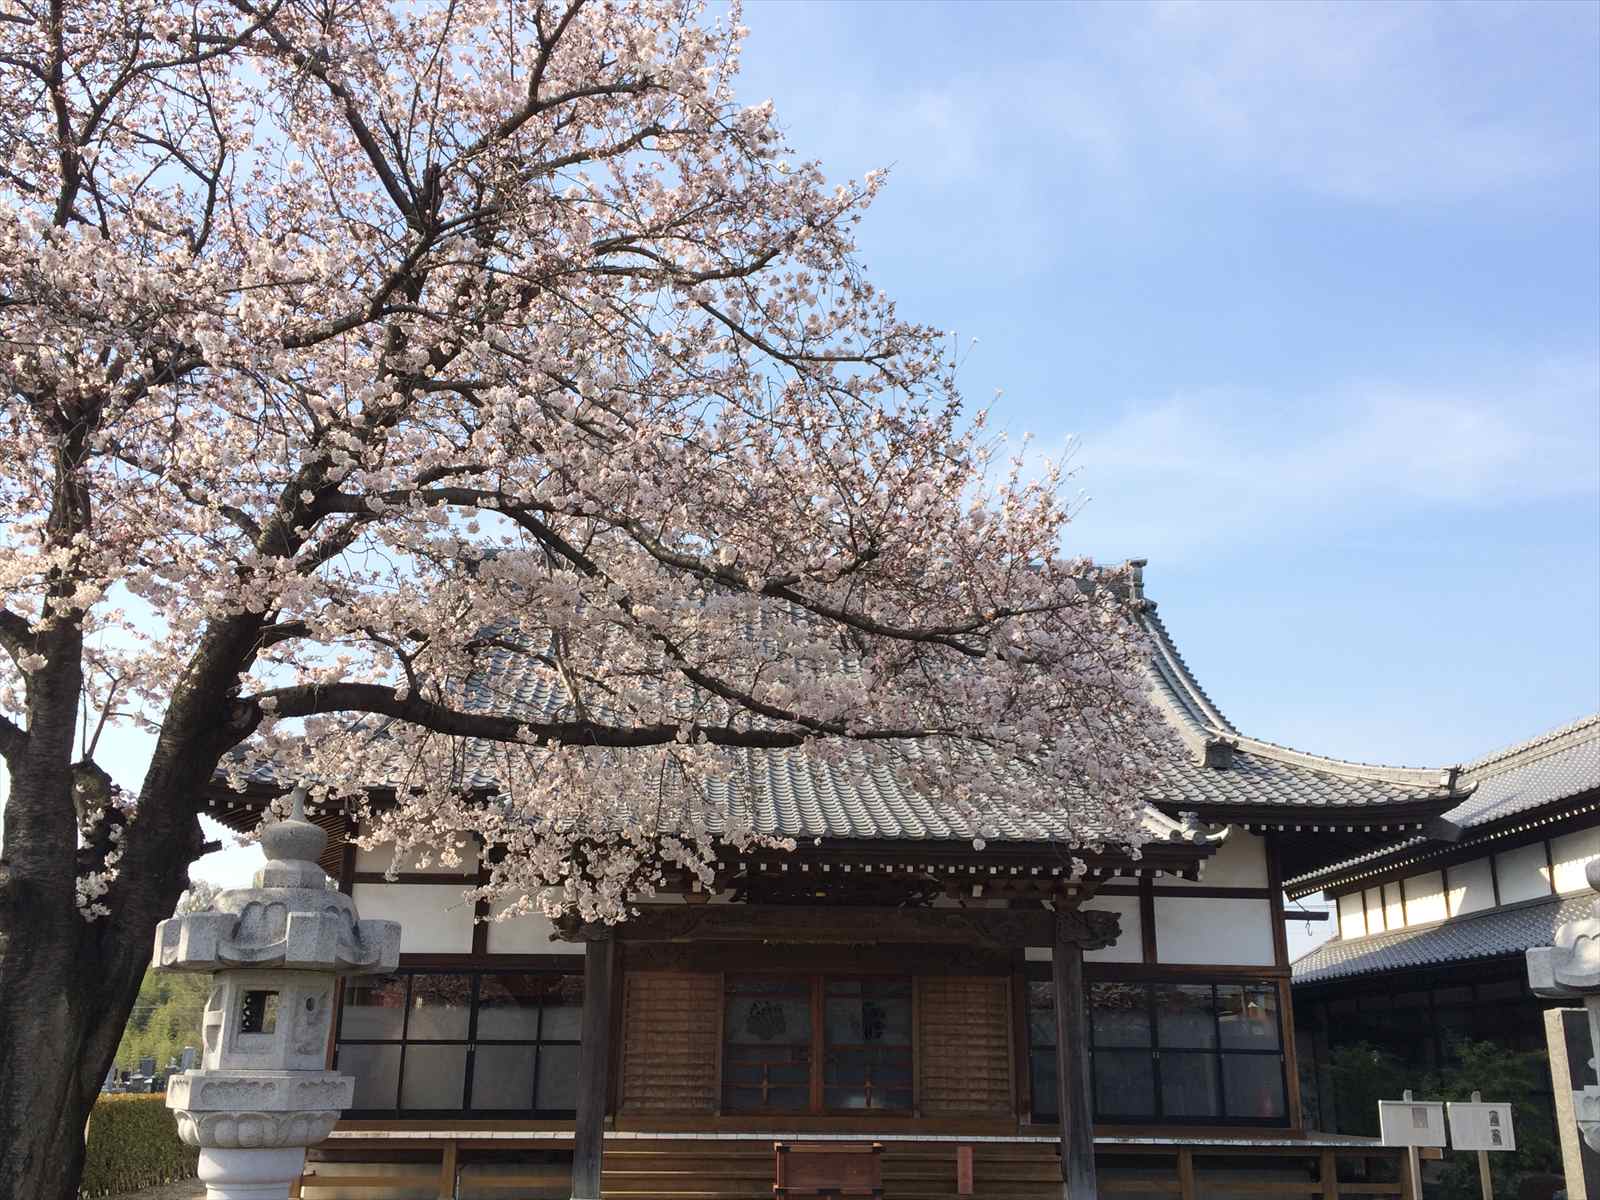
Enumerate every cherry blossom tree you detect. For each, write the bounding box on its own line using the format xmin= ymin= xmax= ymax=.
xmin=0 ymin=1 xmax=1166 ymax=1195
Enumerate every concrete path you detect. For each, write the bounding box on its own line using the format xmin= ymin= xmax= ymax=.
xmin=106 ymin=1181 xmax=204 ymax=1200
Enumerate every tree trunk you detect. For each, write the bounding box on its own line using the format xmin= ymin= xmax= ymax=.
xmin=0 ymin=759 xmax=204 ymax=1200
xmin=0 ymin=842 xmax=199 ymax=1200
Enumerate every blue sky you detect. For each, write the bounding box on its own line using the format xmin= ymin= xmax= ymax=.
xmin=734 ymin=0 xmax=1600 ymax=770
xmin=11 ymin=2 xmax=1595 ymax=919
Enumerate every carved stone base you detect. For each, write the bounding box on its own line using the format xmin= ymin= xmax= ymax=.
xmin=196 ymin=1146 xmax=306 ymax=1200
xmin=167 ymin=1069 xmax=350 ymax=1148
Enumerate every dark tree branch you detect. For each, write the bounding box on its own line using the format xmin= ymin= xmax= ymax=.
xmin=0 ymin=712 xmax=25 ymax=765
xmin=235 ymin=680 xmax=942 ymax=750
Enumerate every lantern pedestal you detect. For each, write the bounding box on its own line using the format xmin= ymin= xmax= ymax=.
xmin=195 ymin=1147 xmax=308 ymax=1200
xmin=154 ymin=788 xmax=399 ymax=1200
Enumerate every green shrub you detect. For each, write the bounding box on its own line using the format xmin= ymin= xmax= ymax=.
xmin=1421 ymin=1039 xmax=1562 ymax=1200
xmin=1327 ymin=1041 xmax=1409 ymax=1137
xmin=80 ymin=1093 xmax=198 ymax=1197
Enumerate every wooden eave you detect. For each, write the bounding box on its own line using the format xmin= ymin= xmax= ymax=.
xmin=1152 ymin=794 xmax=1464 ymax=887
xmin=1284 ymin=786 xmax=1600 ymax=901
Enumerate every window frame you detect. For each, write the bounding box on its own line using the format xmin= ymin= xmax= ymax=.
xmin=720 ymin=971 xmax=917 ymax=1117
xmin=1027 ymin=975 xmax=1291 ymax=1128
xmin=333 ymin=967 xmax=584 ymax=1118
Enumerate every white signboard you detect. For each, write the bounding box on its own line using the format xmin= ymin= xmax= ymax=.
xmin=1447 ymin=1101 xmax=1516 ymax=1152
xmin=1378 ymin=1099 xmax=1449 ymax=1147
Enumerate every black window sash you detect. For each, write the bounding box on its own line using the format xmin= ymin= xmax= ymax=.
xmin=334 ymin=969 xmax=582 ymax=1117
xmin=1029 ymin=978 xmax=1289 ymax=1127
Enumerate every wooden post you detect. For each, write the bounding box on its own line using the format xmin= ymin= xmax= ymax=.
xmin=436 ymin=1140 xmax=457 ymax=1200
xmin=571 ymin=933 xmax=617 ymax=1200
xmin=1471 ymin=1090 xmax=1493 ymax=1200
xmin=1051 ymin=909 xmax=1120 ymax=1200
xmin=1402 ymin=1090 xmax=1423 ymax=1200
xmin=1177 ymin=1147 xmax=1197 ymax=1200
xmin=1319 ymin=1148 xmax=1338 ymax=1199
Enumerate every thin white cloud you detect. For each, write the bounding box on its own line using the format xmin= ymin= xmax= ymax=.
xmin=1059 ymin=354 xmax=1600 ymax=561
xmin=1127 ymin=0 xmax=1593 ymax=203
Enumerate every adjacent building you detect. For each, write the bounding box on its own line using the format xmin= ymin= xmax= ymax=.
xmin=1292 ymin=714 xmax=1600 ymax=1129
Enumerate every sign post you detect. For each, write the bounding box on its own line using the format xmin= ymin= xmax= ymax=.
xmin=1447 ymin=1090 xmax=1516 ymax=1200
xmin=1378 ymin=1089 xmax=1447 ymax=1200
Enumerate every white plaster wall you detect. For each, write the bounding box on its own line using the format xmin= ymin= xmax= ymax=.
xmin=1382 ymin=883 xmax=1406 ymax=930
xmin=1551 ymin=828 xmax=1600 ymax=894
xmin=354 ymin=836 xmax=478 ymax=875
xmin=1495 ymin=842 xmax=1552 ymax=905
xmin=1024 ymin=893 xmax=1142 ymax=963
xmin=1338 ymin=892 xmax=1366 ymax=939
xmin=352 ymin=882 xmax=476 ymax=953
xmin=1153 ymin=897 xmax=1276 ymax=966
xmin=1086 ymin=893 xmax=1143 ymax=964
xmin=1446 ymin=858 xmax=1495 ymax=917
xmin=1162 ymin=829 xmax=1270 ymax=888
xmin=1401 ymin=870 xmax=1446 ymax=925
xmin=484 ymin=896 xmax=567 ymax=955
xmin=1363 ymin=887 xmax=1385 ymax=932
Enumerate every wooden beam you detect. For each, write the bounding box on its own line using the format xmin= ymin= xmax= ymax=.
xmin=571 ymin=934 xmax=617 ymax=1200
xmin=555 ymin=904 xmax=1062 ymax=948
xmin=1052 ymin=909 xmax=1119 ymax=1200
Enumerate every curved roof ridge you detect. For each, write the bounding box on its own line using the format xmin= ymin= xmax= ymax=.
xmin=1462 ymin=712 xmax=1600 ymax=778
xmin=1230 ymin=735 xmax=1458 ymax=791
xmin=1128 ymin=561 xmax=1236 ymax=737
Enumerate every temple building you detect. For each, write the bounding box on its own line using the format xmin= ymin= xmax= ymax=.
xmin=1292 ymin=714 xmax=1600 ymax=1132
xmin=210 ymin=564 xmax=1524 ymax=1200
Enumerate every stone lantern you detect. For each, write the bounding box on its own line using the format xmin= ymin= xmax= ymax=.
xmin=1526 ymin=858 xmax=1600 ymax=1151
xmin=154 ymin=788 xmax=400 ymax=1200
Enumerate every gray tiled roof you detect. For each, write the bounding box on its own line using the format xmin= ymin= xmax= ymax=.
xmin=1292 ymin=893 xmax=1590 ymax=984
xmin=225 ymin=568 xmax=1466 ymax=844
xmin=1443 ymin=715 xmax=1600 ymax=828
xmin=1283 ymin=714 xmax=1600 ymax=892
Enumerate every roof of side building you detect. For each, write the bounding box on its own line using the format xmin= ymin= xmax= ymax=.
xmin=1293 ymin=892 xmax=1590 ymax=985
xmin=1283 ymin=713 xmax=1600 ymax=897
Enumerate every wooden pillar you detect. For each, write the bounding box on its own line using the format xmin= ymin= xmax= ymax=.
xmin=1051 ymin=908 xmax=1120 ymax=1200
xmin=571 ymin=932 xmax=617 ymax=1200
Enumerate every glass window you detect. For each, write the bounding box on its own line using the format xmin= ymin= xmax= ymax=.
xmin=1093 ymin=1048 xmax=1156 ymax=1118
xmin=400 ymin=1044 xmax=469 ymax=1110
xmin=1217 ymin=985 xmax=1280 ymax=1050
xmin=722 ymin=975 xmax=912 ymax=1114
xmin=1156 ymin=985 xmax=1219 ymax=1049
xmin=1029 ymin=977 xmax=1288 ymax=1127
xmin=1090 ymin=983 xmax=1152 ymax=1047
xmin=1160 ymin=1051 xmax=1221 ymax=1119
xmin=340 ymin=974 xmax=407 ymax=1040
xmin=335 ymin=969 xmax=585 ymax=1116
xmin=340 ymin=1043 xmax=401 ymax=1109
xmin=471 ymin=1044 xmax=537 ymax=1110
xmin=1028 ymin=982 xmax=1059 ymax=1121
xmin=1223 ymin=1054 xmax=1287 ymax=1119
xmin=406 ymin=974 xmax=472 ymax=1040
xmin=823 ymin=979 xmax=913 ymax=1112
xmin=723 ymin=977 xmax=812 ymax=1113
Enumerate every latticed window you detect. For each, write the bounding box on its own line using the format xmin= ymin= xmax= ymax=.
xmin=1029 ymin=979 xmax=1288 ymax=1125
xmin=335 ymin=969 xmax=583 ymax=1115
xmin=722 ymin=974 xmax=913 ymax=1113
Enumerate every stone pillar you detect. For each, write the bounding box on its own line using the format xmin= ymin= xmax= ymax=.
xmin=1053 ymin=908 xmax=1121 ymax=1200
xmin=153 ymin=790 xmax=400 ymax=1200
xmin=571 ymin=932 xmax=617 ymax=1200
xmin=1527 ymin=859 xmax=1600 ymax=1152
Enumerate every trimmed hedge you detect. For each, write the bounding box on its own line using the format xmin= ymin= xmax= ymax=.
xmin=80 ymin=1093 xmax=198 ymax=1197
